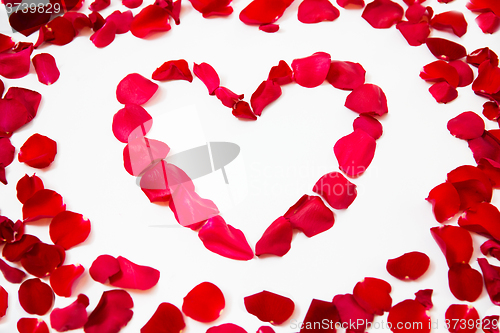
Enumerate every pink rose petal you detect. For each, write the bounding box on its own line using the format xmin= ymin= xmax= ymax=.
xmin=152 ymin=60 xmax=193 ymax=82
xmin=116 ymin=73 xmax=159 ymax=106
xmin=250 ymin=79 xmax=282 ymax=116
xmin=326 ymin=61 xmax=365 ymax=90
xmin=426 ymin=37 xmax=467 ymax=61
xmin=284 ymin=195 xmax=335 ymax=237
xmin=430 ymin=225 xmax=473 ymax=267
xmin=141 ymin=303 xmax=185 ymax=333
xmin=18 ymin=134 xmax=57 ymax=169
xmin=255 ymin=216 xmax=293 ymax=257
xmin=50 ymin=264 xmax=85 ymax=297
xmin=84 ymin=289 xmax=134 ymax=333
xmin=430 ymin=11 xmax=468 ymax=37
xmin=182 ymin=282 xmax=225 ymax=323
xmin=140 ymin=161 xmax=194 ymax=203
xmin=353 ymin=277 xmax=392 ymax=315
xmin=239 ymin=0 xmax=294 ymax=25
xmin=22 ymin=189 xmax=66 ymax=222
xmin=291 ymin=52 xmax=331 ymax=88
xmin=18 ymin=278 xmax=54 ymax=316
xmin=297 ymin=0 xmax=340 ymax=24
xmin=312 ymin=171 xmax=357 ymax=209
xmin=362 ymin=0 xmax=404 ymax=29
xmin=124 ymin=137 xmax=170 ymax=176
xmin=193 ymin=62 xmax=220 ymax=95
xmin=130 ymin=5 xmax=171 ymax=38
xmin=112 ymin=104 xmax=153 ymax=143
xmin=353 ymin=114 xmax=383 ymax=140
xmin=344 ymin=83 xmax=388 ymax=116
xmin=448 ymin=263 xmax=483 ymax=302
xmin=169 ymin=184 xmax=220 ymax=228
xmin=386 ymin=251 xmax=430 ymax=280
xmin=32 ymin=53 xmax=60 ymax=85
xmin=244 ymin=290 xmax=295 ymax=325
xmin=429 ymin=81 xmax=458 ymax=103
xmin=334 ymin=129 xmax=376 ymax=177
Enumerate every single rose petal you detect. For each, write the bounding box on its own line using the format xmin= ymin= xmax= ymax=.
xmin=106 ymin=11 xmax=133 ymax=34
xmin=21 ymin=242 xmax=65 ymax=278
xmin=362 ymin=0 xmax=404 ymax=29
xmin=50 ymin=264 xmax=85 ymax=297
xmin=445 ymin=304 xmax=480 ymax=333
xmin=459 ymin=202 xmax=500 ymax=241
xmin=255 ymin=217 xmax=293 ymax=257
xmin=449 ymin=263 xmax=483 ymax=302
xmin=18 ymin=134 xmax=57 ymax=169
xmin=472 ymin=61 xmax=500 ymax=95
xmin=141 ymin=303 xmax=185 ymax=333
xmin=353 ymin=277 xmax=392 ymax=315
xmin=89 ymin=0 xmax=110 ymax=11
xmin=0 ymin=216 xmax=24 ymax=244
xmin=284 ymin=195 xmax=335 ymax=237
xmin=0 ymin=258 xmax=26 ymax=283
xmin=193 ymin=62 xmax=220 ymax=95
xmin=140 ymin=161 xmax=194 ymax=203
xmin=268 ymin=60 xmax=293 ymax=85
xmin=4 ymin=87 xmax=42 ymax=122
xmin=35 ymin=17 xmax=75 ymax=47
xmin=0 ymin=45 xmax=32 ymax=79
xmin=239 ymin=0 xmax=294 ymax=25
xmin=3 ymin=234 xmax=40 ymax=262
xmin=297 ymin=0 xmax=340 ymax=24
xmin=345 ymin=83 xmax=388 ymax=116
xmin=353 ymin=114 xmax=383 ymax=140
xmin=22 ymin=189 xmax=66 ymax=222
xmin=16 ymin=174 xmax=44 ymax=204
xmin=32 ymin=53 xmax=60 ymax=85
xmin=476 ymin=12 xmax=500 ymax=34
xmin=250 ymin=79 xmax=282 ymax=116
xmin=291 ymin=52 xmax=331 ymax=88
xmin=327 ymin=61 xmax=365 ymax=90
xmin=63 ymin=12 xmax=93 ymax=34
xmin=90 ymin=21 xmax=117 ymax=48
xmin=0 ymin=98 xmax=29 ymax=137
xmin=0 ymin=138 xmax=15 ymax=171
xmin=215 ymin=87 xmax=244 ymax=108
xmin=468 ymin=132 xmax=500 ymax=165
xmin=0 ymin=33 xmax=14 ymax=53
xmin=449 ymin=60 xmax=474 ymax=87
xmin=333 ymin=294 xmax=374 ymax=333
xmin=107 ymin=256 xmax=160 ymax=290
xmin=420 ymin=60 xmax=460 ymax=88
xmin=387 ymin=299 xmax=431 ymax=333
xmin=478 ymin=258 xmax=500 ymax=305
xmin=207 ymin=324 xmax=248 ymax=333
xmin=50 ymin=294 xmax=89 ymax=332
xmin=483 ymin=101 xmax=500 ymax=120
xmin=426 ymin=37 xmax=467 ymax=61
xmin=259 ymin=24 xmax=280 ymax=32
xmin=130 ymin=5 xmax=171 ymax=38
xmin=169 ymin=184 xmax=219 ymax=228
xmin=478 ymin=158 xmax=500 ymax=188
xmin=300 ymin=299 xmax=339 ymax=333
xmin=49 ymin=211 xmax=91 ymax=250
xmin=244 ymin=290 xmax=294 ymax=325
xmin=124 ymin=137 xmax=170 ymax=176
xmin=386 ymin=251 xmax=430 ymax=280
xmin=112 ymin=104 xmax=153 ymax=143
xmin=396 ymin=21 xmax=431 ymax=46
xmin=18 ymin=278 xmax=54 ymax=315
xmin=232 ymin=101 xmax=257 ymax=120
xmin=123 ymin=0 xmax=143 ymax=8
xmin=414 ymin=289 xmax=433 ymax=310
xmin=84 ymin=289 xmax=134 ymax=333
xmin=430 ymin=11 xmax=468 ymax=37
xmin=89 ymin=255 xmax=121 ymax=283
xmin=337 ymin=0 xmax=364 ymax=8
xmin=116 ymin=73 xmax=159 ymax=106
xmin=405 ymin=3 xmax=432 ymax=23
xmin=482 ymin=315 xmax=500 ymax=333
xmin=467 ymin=47 xmax=498 ymax=67
xmin=481 ymin=239 xmax=500 ymax=260
xmin=189 ymin=0 xmax=233 ymax=17
xmin=430 ymin=225 xmax=473 ymax=267
xmin=152 ymin=60 xmax=193 ymax=82
xmin=182 ymin=282 xmax=225 ymax=323
xmin=18 ymin=318 xmax=50 ymax=333
xmin=447 ymin=112 xmax=484 ymax=141
xmin=334 ymin=129 xmax=376 ymax=177
xmin=429 ymin=81 xmax=458 ymax=103
xmin=312 ymin=171 xmax=357 ymax=209
xmin=198 ymin=215 xmax=254 ymax=260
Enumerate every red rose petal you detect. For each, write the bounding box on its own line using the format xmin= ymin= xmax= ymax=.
xmin=483 ymin=101 xmax=500 ymax=120
xmin=124 ymin=137 xmax=170 ymax=176
xmin=116 ymin=73 xmax=159 ymax=106
xmin=193 ymin=62 xmax=220 ymax=95
xmin=449 ymin=60 xmax=474 ymax=87
xmin=32 ymin=53 xmax=60 ymax=85
xmin=297 ymin=0 xmax=340 ymax=24
xmin=244 ymin=290 xmax=294 ymax=325
xmin=0 ymin=286 xmax=6 ymax=317
xmin=89 ymin=254 xmax=120 ymax=284
xmin=107 ymin=256 xmax=160 ymax=290
xmin=22 ymin=189 xmax=66 ymax=222
xmin=327 ymin=61 xmax=365 ymax=90
xmin=232 ymin=101 xmax=257 ymax=120
xmin=259 ymin=24 xmax=280 ymax=32
xmin=257 ymin=327 xmax=275 ymax=333
xmin=429 ymin=81 xmax=458 ymax=104
xmin=459 ymin=202 xmax=500 ymax=240
xmin=334 ymin=129 xmax=377 ymax=177
xmin=16 ymin=174 xmax=44 ymax=204
xmin=353 ymin=277 xmax=392 ymax=315
xmin=215 ymin=87 xmax=244 ymax=108
xmin=17 ymin=318 xmax=50 ymax=333
xmin=4 ymin=87 xmax=42 ymax=122
xmin=63 ymin=12 xmax=93 ymax=35
xmin=123 ymin=0 xmax=143 ymax=8
xmin=337 ymin=0 xmax=364 ymax=8
xmin=448 ymin=263 xmax=483 ymax=302
xmin=284 ymin=195 xmax=335 ymax=237
xmin=130 ymin=5 xmax=171 ymax=38
xmin=312 ymin=171 xmax=357 ymax=209
xmin=478 ymin=158 xmax=500 ymax=188
xmin=198 ymin=215 xmax=254 ymax=260
xmin=255 ymin=216 xmax=293 ymax=257
xmin=189 ymin=0 xmax=233 ymax=17
xmin=396 ymin=21 xmax=431 ymax=46
xmin=0 ymin=45 xmax=32 ymax=79
xmin=387 ymin=299 xmax=430 ymax=333
xmin=49 ymin=211 xmax=91 ymax=250
xmin=0 ymin=33 xmax=14 ymax=53
xmin=112 ymin=104 xmax=153 ymax=143
xmin=89 ymin=11 xmax=106 ymax=31
xmin=182 ymin=282 xmax=225 ymax=322
xmin=430 ymin=11 xmax=468 ymax=37
xmin=353 ymin=114 xmax=383 ymax=140
xmin=89 ymin=0 xmax=110 ymax=11
xmin=9 ymin=9 xmax=51 ymax=37
xmin=50 ymin=264 xmax=85 ymax=297
xmin=414 ymin=289 xmax=433 ymax=310
xmin=268 ymin=60 xmax=293 ymax=85
xmin=468 ymin=131 xmax=500 ymax=165
xmin=239 ymin=0 xmax=294 ymax=25
xmin=476 ymin=12 xmax=500 ymax=34
xmin=445 ymin=304 xmax=480 ymax=333
xmin=250 ymin=79 xmax=282 ymax=116
xmin=3 ymin=234 xmax=40 ymax=262
xmin=141 ymin=303 xmax=185 ymax=333
xmin=467 ymin=47 xmax=498 ymax=67
xmin=345 ymin=83 xmax=388 ymax=116
xmin=333 ymin=294 xmax=374 ymax=333
xmin=291 ymin=52 xmax=331 ymax=88
xmin=482 ymin=315 xmax=500 ymax=333
xmin=426 ymin=37 xmax=467 ymax=61
xmin=36 ymin=17 xmax=75 ymax=47
xmin=362 ymin=0 xmax=404 ymax=29
xmin=0 ymin=137 xmax=15 ymax=168
xmin=50 ymin=294 xmax=89 ymax=332
xmin=386 ymin=251 xmax=430 ymax=280
xmin=18 ymin=278 xmax=54 ymax=316
xmin=84 ymin=289 xmax=134 ymax=333
xmin=18 ymin=134 xmax=57 ymax=169
xmin=106 ymin=11 xmax=133 ymax=34
xmin=405 ymin=3 xmax=433 ymax=23
xmin=447 ymin=112 xmax=484 ymax=141
xmin=481 ymin=239 xmax=500 ymax=260
xmin=0 ymin=97 xmax=29 ymax=137
xmin=207 ymin=324 xmax=248 ymax=333
xmin=152 ymin=60 xmax=193 ymax=82
xmin=90 ymin=21 xmax=117 ymax=48
xmin=466 ymin=0 xmax=500 ymax=16
xmin=21 ymin=242 xmax=65 ymax=278
xmin=472 ymin=61 xmax=500 ymax=95
xmin=300 ymin=299 xmax=339 ymax=333
xmin=0 ymin=258 xmax=26 ymax=283
xmin=420 ymin=60 xmax=460 ymax=88
xmin=169 ymin=184 xmax=219 ymax=228
xmin=0 ymin=216 xmax=24 ymax=244
xmin=478 ymin=258 xmax=500 ymax=305
xmin=430 ymin=225 xmax=473 ymax=267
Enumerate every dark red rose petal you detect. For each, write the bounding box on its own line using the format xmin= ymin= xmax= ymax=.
xmin=22 ymin=189 xmax=65 ymax=222
xmin=106 ymin=10 xmax=133 ymax=34
xmin=0 ymin=98 xmax=29 ymax=137
xmin=445 ymin=304 xmax=479 ymax=333
xmin=414 ymin=289 xmax=433 ymax=310
xmin=430 ymin=11 xmax=468 ymax=37
xmin=327 ymin=61 xmax=365 ymax=90
xmin=123 ymin=0 xmax=143 ymax=8
xmin=4 ymin=87 xmax=42 ymax=122
xmin=189 ymin=0 xmax=233 ymax=17
xmin=333 ymin=294 xmax=374 ymax=333
xmin=244 ymin=290 xmax=294 ymax=325
xmin=141 ymin=303 xmax=185 ymax=333
xmin=50 ymin=264 xmax=84 ymax=297
xmin=89 ymin=254 xmax=120 ymax=284
xmin=35 ymin=17 xmax=75 ymax=47
xmin=250 ymin=79 xmax=282 ymax=116
xmin=481 ymin=239 xmax=500 ymax=260
xmin=169 ymin=184 xmax=219 ymax=228
xmin=198 ymin=215 xmax=254 ymax=260
xmin=152 ymin=59 xmax=193 ymax=82
xmin=476 ymin=12 xmax=500 ymax=34
xmin=84 ymin=289 xmax=134 ymax=333
xmin=482 ymin=315 xmax=500 ymax=333
xmin=193 ymin=62 xmax=220 ymax=95
xmin=124 ymin=137 xmax=170 ymax=176
xmin=396 ymin=21 xmax=431 ymax=46
xmin=420 ymin=60 xmax=460 ymax=87
xmin=8 ymin=9 xmax=51 ymax=37
xmin=50 ymin=294 xmax=89 ymax=332
xmin=430 ymin=225 xmax=473 ymax=267
xmin=0 ymin=44 xmax=32 ymax=79
xmin=130 ymin=5 xmax=171 ymax=38
xmin=207 ymin=324 xmax=248 ymax=333
xmin=215 ymin=87 xmax=244 ymax=108
xmin=21 ymin=242 xmax=65 ymax=278
xmin=449 ymin=60 xmax=474 ymax=87
xmin=32 ymin=53 xmax=60 ymax=85
xmin=268 ymin=60 xmax=293 ymax=85
xmin=17 ymin=318 xmax=50 ymax=333
xmin=386 ymin=251 xmax=430 ymax=280
xmin=112 ymin=104 xmax=153 ymax=143
xmin=426 ymin=37 xmax=467 ymax=61
xmin=63 ymin=12 xmax=93 ymax=34
xmin=89 ymin=11 xmax=106 ymax=31
xmin=353 ymin=277 xmax=392 ymax=315
xmin=478 ymin=258 xmax=500 ymax=305
xmin=239 ymin=0 xmax=294 ymax=25
xmin=362 ymin=0 xmax=404 ymax=29
xmin=0 ymin=33 xmax=14 ymax=53
xmin=429 ymin=81 xmax=458 ymax=103
xmin=449 ymin=263 xmax=483 ymax=302
xmin=387 ymin=299 xmax=430 ymax=333
xmin=89 ymin=0 xmax=110 ymax=11
xmin=255 ymin=216 xmax=293 ymax=257
xmin=18 ymin=133 xmax=57 ymax=169
xmin=334 ymin=129 xmax=376 ymax=177
xmin=90 ymin=21 xmax=117 ymax=48
xmin=345 ymin=83 xmax=388 ymax=116
xmin=297 ymin=0 xmax=340 ymax=24
xmin=0 ymin=216 xmax=24 ymax=245
xmin=3 ymin=234 xmax=40 ymax=262
xmin=284 ymin=195 xmax=335 ymax=237
xmin=0 ymin=137 xmax=15 ymax=169
xmin=182 ymin=282 xmax=225 ymax=322
xmin=483 ymin=101 xmax=500 ymax=120
xmin=459 ymin=202 xmax=500 ymax=240
xmin=232 ymin=101 xmax=257 ymax=120
xmin=353 ymin=114 xmax=383 ymax=140
xmin=108 ymin=256 xmax=160 ymax=290
xmin=467 ymin=47 xmax=498 ymax=67
xmin=312 ymin=171 xmax=357 ymax=209
xmin=49 ymin=211 xmax=90 ymax=250
xmin=472 ymin=61 xmax=500 ymax=95
xmin=300 ymin=299 xmax=339 ymax=333
xmin=291 ymin=52 xmax=331 ymax=88
xmin=0 ymin=258 xmax=26 ymax=283
xmin=478 ymin=158 xmax=500 ymax=188
xmin=259 ymin=24 xmax=280 ymax=32
xmin=18 ymin=278 xmax=54 ymax=315
xmin=116 ymin=73 xmax=159 ymax=106
xmin=447 ymin=112 xmax=484 ymax=140
xmin=0 ymin=79 xmax=3 ymax=96
xmin=16 ymin=174 xmax=44 ymax=204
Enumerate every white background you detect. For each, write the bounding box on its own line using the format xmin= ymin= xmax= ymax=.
xmin=0 ymin=0 xmax=499 ymax=332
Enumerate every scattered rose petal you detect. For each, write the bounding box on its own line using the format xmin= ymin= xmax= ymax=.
xmin=123 ymin=0 xmax=143 ymax=8
xmin=198 ymin=215 xmax=254 ymax=260
xmin=244 ymin=290 xmax=294 ymax=325
xmin=182 ymin=282 xmax=225 ymax=322
xmin=50 ymin=264 xmax=85 ymax=297
xmin=405 ymin=3 xmax=433 ymax=23
xmin=257 ymin=327 xmax=275 ymax=333
xmin=430 ymin=225 xmax=473 ymax=267
xmin=448 ymin=112 xmax=485 ymax=142
xmin=152 ymin=60 xmax=193 ymax=82
xmin=90 ymin=21 xmax=117 ymax=48
xmin=232 ymin=101 xmax=257 ymax=120
xmin=0 ymin=286 xmax=6 ymax=317
xmin=84 ymin=289 xmax=134 ymax=333
xmin=259 ymin=24 xmax=280 ymax=32
xmin=459 ymin=202 xmax=500 ymax=240
xmin=50 ymin=294 xmax=89 ymax=332
xmin=89 ymin=255 xmax=121 ymax=284
xmin=337 ymin=0 xmax=364 ymax=8
xmin=312 ymin=171 xmax=357 ymax=209
xmin=386 ymin=251 xmax=430 ymax=280
xmin=116 ymin=73 xmax=159 ymax=106
xmin=334 ymin=129 xmax=376 ymax=177
xmin=483 ymin=101 xmax=500 ymax=120
xmin=9 ymin=10 xmax=51 ymax=37
xmin=18 ymin=278 xmax=54 ymax=316
xmin=0 ymin=216 xmax=24 ymax=244
xmin=268 ymin=60 xmax=293 ymax=85
xmin=89 ymin=0 xmax=110 ymax=11
xmin=284 ymin=195 xmax=335 ymax=237
xmin=18 ymin=134 xmax=57 ymax=169
xmin=141 ymin=303 xmax=185 ymax=333
xmin=17 ymin=318 xmax=50 ymax=333
xmin=108 ymin=256 xmax=160 ymax=290
xmin=112 ymin=104 xmax=153 ymax=143
xmin=189 ymin=0 xmax=233 ymax=17
xmin=468 ymin=131 xmax=500 ymax=165
xmin=420 ymin=60 xmax=459 ymax=88
xmin=4 ymin=87 xmax=42 ymax=122
xmin=448 ymin=263 xmax=483 ymax=302
xmin=255 ymin=216 xmax=293 ymax=257
xmin=396 ymin=21 xmax=431 ymax=46
xmin=169 ymin=183 xmax=219 ymax=228
xmin=215 ymin=87 xmax=243 ymax=108
xmin=32 ymin=53 xmax=60 ymax=85
xmin=472 ymin=61 xmax=500 ymax=95
xmin=16 ymin=174 xmax=44 ymax=204
xmin=476 ymin=12 xmax=500 ymax=34
xmin=478 ymin=159 xmax=500 ymax=188
xmin=106 ymin=11 xmax=133 ymax=34
xmin=0 ymin=98 xmax=29 ymax=137
xmin=3 ymin=234 xmax=40 ymax=262
xmin=63 ymin=12 xmax=93 ymax=35
xmin=353 ymin=277 xmax=392 ymax=315
xmin=35 ymin=17 xmax=75 ymax=47
xmin=250 ymin=79 xmax=282 ymax=116
xmin=426 ymin=38 xmax=467 ymax=61
xmin=0 ymin=33 xmax=14 ymax=53
xmin=482 ymin=315 xmax=500 ymax=333
xmin=345 ymin=83 xmax=388 ymax=116
xmin=130 ymin=5 xmax=171 ymax=38
xmin=22 ymin=189 xmax=66 ymax=222
xmin=467 ymin=0 xmax=500 ymax=17
xmin=89 ymin=11 xmax=106 ymax=31
xmin=297 ymin=0 xmax=340 ymax=24
xmin=353 ymin=114 xmax=383 ymax=140
xmin=387 ymin=299 xmax=430 ymax=333
xmin=291 ymin=52 xmax=331 ymax=88
xmin=21 ymin=242 xmax=65 ymax=278
xmin=0 ymin=43 xmax=32 ymax=79
xmin=239 ymin=0 xmax=294 ymax=25
xmin=193 ymin=62 xmax=220 ymax=95
xmin=300 ymin=299 xmax=339 ymax=333
xmin=362 ymin=0 xmax=404 ymax=29
xmin=481 ymin=239 xmax=500 ymax=260
xmin=430 ymin=11 xmax=468 ymax=37
xmin=478 ymin=258 xmax=500 ymax=305
xmin=449 ymin=60 xmax=474 ymax=87
xmin=0 ymin=138 xmax=15 ymax=175
xmin=124 ymin=137 xmax=170 ymax=176
xmin=414 ymin=289 xmax=433 ymax=310
xmin=333 ymin=294 xmax=374 ymax=333
xmin=49 ymin=211 xmax=90 ymax=250
xmin=467 ymin=47 xmax=498 ymax=67
xmin=0 ymin=258 xmax=26 ymax=283
xmin=429 ymin=81 xmax=458 ymax=104
xmin=445 ymin=304 xmax=479 ymax=333
xmin=207 ymin=324 xmax=248 ymax=333
xmin=326 ymin=61 xmax=365 ymax=90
